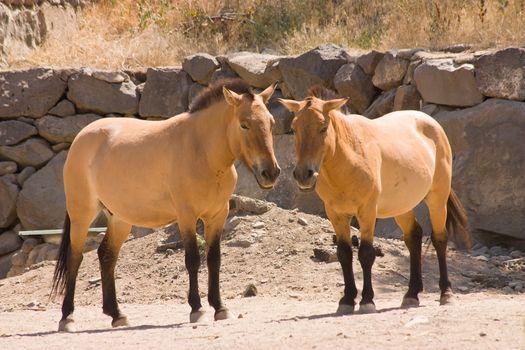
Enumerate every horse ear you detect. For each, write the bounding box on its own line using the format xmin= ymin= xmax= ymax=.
xmin=323 ymin=98 xmax=348 ymax=114
xmin=258 ymin=82 xmax=278 ymax=104
xmin=278 ymin=98 xmax=304 ymax=112
xmin=223 ymin=87 xmax=243 ymax=106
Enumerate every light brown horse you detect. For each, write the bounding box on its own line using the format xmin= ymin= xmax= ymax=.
xmin=280 ymin=87 xmax=470 ymax=314
xmin=52 ymin=79 xmax=280 ymax=331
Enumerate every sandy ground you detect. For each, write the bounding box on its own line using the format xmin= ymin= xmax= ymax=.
xmin=0 ymin=205 xmax=524 ymax=349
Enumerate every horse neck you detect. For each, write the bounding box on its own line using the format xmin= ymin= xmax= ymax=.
xmin=181 ymin=101 xmax=237 ymax=171
xmin=322 ymin=111 xmax=362 ymax=174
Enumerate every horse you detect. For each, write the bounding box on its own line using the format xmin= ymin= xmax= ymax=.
xmin=279 ymin=86 xmax=470 ymax=314
xmin=51 ymin=79 xmax=280 ymax=331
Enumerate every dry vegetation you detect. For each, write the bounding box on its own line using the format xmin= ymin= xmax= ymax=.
xmin=10 ymin=0 xmax=525 ymax=68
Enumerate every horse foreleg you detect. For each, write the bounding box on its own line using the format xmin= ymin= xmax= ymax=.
xmin=180 ymin=220 xmax=204 ymax=323
xmin=203 ymin=207 xmax=230 ymax=321
xmin=395 ymin=211 xmax=423 ymax=308
xmin=326 ymin=209 xmax=357 ymax=315
xmin=98 ymin=215 xmax=131 ymax=327
xmin=356 ymin=205 xmax=377 ymax=314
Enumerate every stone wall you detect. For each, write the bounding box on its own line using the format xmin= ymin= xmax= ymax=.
xmin=0 ymin=44 xmax=524 ymax=277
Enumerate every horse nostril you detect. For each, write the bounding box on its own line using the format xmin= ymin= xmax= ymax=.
xmin=307 ymin=169 xmax=314 ymax=178
xmin=261 ymin=169 xmax=270 ymax=180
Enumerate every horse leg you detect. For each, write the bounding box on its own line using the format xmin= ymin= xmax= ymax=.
xmin=203 ymin=205 xmax=230 ymax=321
xmin=179 ymin=219 xmax=204 ymax=323
xmin=98 ymin=214 xmax=131 ymax=327
xmin=356 ymin=204 xmax=377 ymax=314
xmin=57 ymin=217 xmax=91 ymax=332
xmin=395 ymin=211 xmax=423 ymax=308
xmin=426 ymin=192 xmax=453 ymax=305
xmin=326 ymin=208 xmax=357 ymax=315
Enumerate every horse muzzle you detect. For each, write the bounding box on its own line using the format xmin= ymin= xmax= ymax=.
xmin=293 ymin=166 xmax=318 ymax=192
xmin=253 ymin=163 xmax=281 ymax=189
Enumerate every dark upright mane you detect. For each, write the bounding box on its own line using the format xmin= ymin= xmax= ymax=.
xmin=189 ymin=78 xmax=254 ymax=113
xmin=307 ymin=85 xmax=351 ymax=114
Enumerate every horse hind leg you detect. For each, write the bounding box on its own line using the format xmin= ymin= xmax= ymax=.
xmin=55 ymin=212 xmax=97 ymax=332
xmin=98 ymin=214 xmax=132 ymax=327
xmin=425 ymin=191 xmax=453 ymax=305
xmin=394 ymin=211 xmax=423 ymax=308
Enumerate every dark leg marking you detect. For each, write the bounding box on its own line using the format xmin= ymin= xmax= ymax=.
xmin=184 ymin=237 xmax=202 ymax=313
xmin=404 ymin=223 xmax=423 ymax=302
xmin=336 ymin=240 xmax=358 ymax=309
xmin=432 ymin=235 xmax=453 ymax=304
xmin=358 ymin=241 xmax=376 ymax=307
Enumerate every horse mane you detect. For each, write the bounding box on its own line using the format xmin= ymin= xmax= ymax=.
xmin=307 ymin=85 xmax=351 ymax=114
xmin=189 ymin=78 xmax=254 ymax=113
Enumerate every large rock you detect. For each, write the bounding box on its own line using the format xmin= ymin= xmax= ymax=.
xmin=393 ymin=85 xmax=422 ymax=111
xmin=182 ymin=53 xmax=219 ymax=84
xmin=0 ymin=176 xmax=19 ymax=228
xmin=0 ymin=138 xmax=54 ymax=168
xmin=0 ymin=230 xmax=22 ymax=256
xmin=234 ymin=134 xmax=324 ymax=215
xmin=0 ymin=120 xmax=38 ymax=146
xmin=372 ymin=52 xmax=409 ymax=91
xmin=226 ymin=53 xmax=282 ymax=88
xmin=334 ymin=63 xmax=377 ymax=114
xmin=0 ymin=68 xmax=68 ymax=118
xmin=16 ymin=151 xmax=67 ymax=230
xmin=356 ymin=50 xmax=384 ymax=75
xmin=139 ymin=68 xmax=192 ymax=118
xmin=364 ymin=88 xmax=396 ymax=119
xmin=0 ymin=161 xmax=17 ymax=176
xmin=414 ymin=60 xmax=484 ymax=107
xmin=475 ymin=48 xmax=525 ymax=100
xmin=434 ymin=99 xmax=525 ymax=240
xmin=35 ymin=114 xmax=101 ymax=143
xmin=0 ymin=251 xmax=16 ymax=279
xmin=268 ymin=90 xmax=293 ymax=135
xmin=48 ymin=99 xmax=76 ymax=117
xmin=67 ymin=70 xmax=139 ymax=115
xmin=279 ymin=44 xmax=351 ymax=99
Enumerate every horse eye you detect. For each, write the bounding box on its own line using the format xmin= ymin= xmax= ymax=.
xmin=240 ymin=124 xmax=249 ymax=130
xmin=320 ymin=126 xmax=328 ymax=134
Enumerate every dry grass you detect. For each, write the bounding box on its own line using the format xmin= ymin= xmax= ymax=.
xmin=7 ymin=0 xmax=525 ymax=69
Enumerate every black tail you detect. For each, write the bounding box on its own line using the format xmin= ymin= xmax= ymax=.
xmin=446 ymin=189 xmax=472 ymax=250
xmin=51 ymin=213 xmax=71 ymax=297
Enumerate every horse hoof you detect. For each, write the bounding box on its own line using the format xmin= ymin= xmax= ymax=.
xmin=58 ymin=318 xmax=76 ymax=332
xmin=358 ymin=303 xmax=376 ymax=314
xmin=190 ymin=309 xmax=206 ymax=323
xmin=214 ymin=309 xmax=231 ymax=321
xmin=440 ymin=291 xmax=455 ymax=305
xmin=401 ymin=297 xmax=420 ymax=309
xmin=112 ymin=316 xmax=129 ymax=328
xmin=336 ymin=304 xmax=355 ymax=315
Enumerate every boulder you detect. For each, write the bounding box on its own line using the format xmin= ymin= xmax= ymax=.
xmin=0 ymin=176 xmax=19 ymax=228
xmin=334 ymin=63 xmax=378 ymax=114
xmin=16 ymin=166 xmax=36 ymax=186
xmin=434 ymin=99 xmax=525 ymax=240
xmin=188 ymin=83 xmax=207 ymax=106
xmin=0 ymin=138 xmax=54 ymax=168
xmin=0 ymin=120 xmax=38 ymax=146
xmin=210 ymin=59 xmax=239 ymax=82
xmin=16 ymin=151 xmax=67 ymax=230
xmin=226 ymin=53 xmax=282 ymax=88
xmin=268 ymin=90 xmax=293 ymax=135
xmin=234 ymin=134 xmax=324 ymax=215
xmin=35 ymin=114 xmax=101 ymax=143
xmin=182 ymin=53 xmax=219 ymax=84
xmin=0 ymin=68 xmax=68 ymax=118
xmin=139 ymin=68 xmax=193 ymax=118
xmin=372 ymin=52 xmax=409 ymax=91
xmin=279 ymin=44 xmax=351 ymax=99
xmin=364 ymin=88 xmax=396 ymax=119
xmin=0 ymin=230 xmax=23 ymax=256
xmin=48 ymin=99 xmax=76 ymax=117
xmin=356 ymin=50 xmax=384 ymax=75
xmin=403 ymin=60 xmax=421 ymax=85
xmin=475 ymin=48 xmax=525 ymax=100
xmin=414 ymin=60 xmax=484 ymax=107
xmin=67 ymin=70 xmax=139 ymax=115
xmin=393 ymin=85 xmax=422 ymax=111
xmin=0 ymin=251 xmax=16 ymax=279
xmin=0 ymin=161 xmax=17 ymax=176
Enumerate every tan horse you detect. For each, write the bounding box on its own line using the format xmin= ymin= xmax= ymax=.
xmin=52 ymin=79 xmax=280 ymax=331
xmin=280 ymin=87 xmax=470 ymax=314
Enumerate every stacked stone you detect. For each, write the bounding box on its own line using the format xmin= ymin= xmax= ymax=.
xmin=0 ymin=44 xmax=524 ymax=278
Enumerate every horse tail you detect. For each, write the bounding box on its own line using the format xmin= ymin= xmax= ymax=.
xmin=446 ymin=189 xmax=472 ymax=250
xmin=51 ymin=213 xmax=71 ymax=297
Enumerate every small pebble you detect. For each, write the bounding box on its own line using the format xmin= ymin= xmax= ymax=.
xmin=474 ymin=255 xmax=489 ymax=262
xmin=238 ymin=314 xmax=243 ymax=319
xmin=509 ymin=250 xmax=522 ymax=259
xmin=243 ymin=283 xmax=257 ymax=297
xmin=480 ymin=332 xmax=487 ymax=337
xmin=457 ymin=286 xmax=469 ymax=292
xmin=252 ymin=221 xmax=265 ymax=229
xmin=502 ymin=286 xmax=513 ymax=293
xmin=166 ymin=249 xmax=175 ymax=255
xmin=297 ymin=217 xmax=308 ymax=226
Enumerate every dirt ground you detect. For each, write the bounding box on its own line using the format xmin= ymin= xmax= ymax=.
xmin=0 ymin=206 xmax=524 ymax=349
